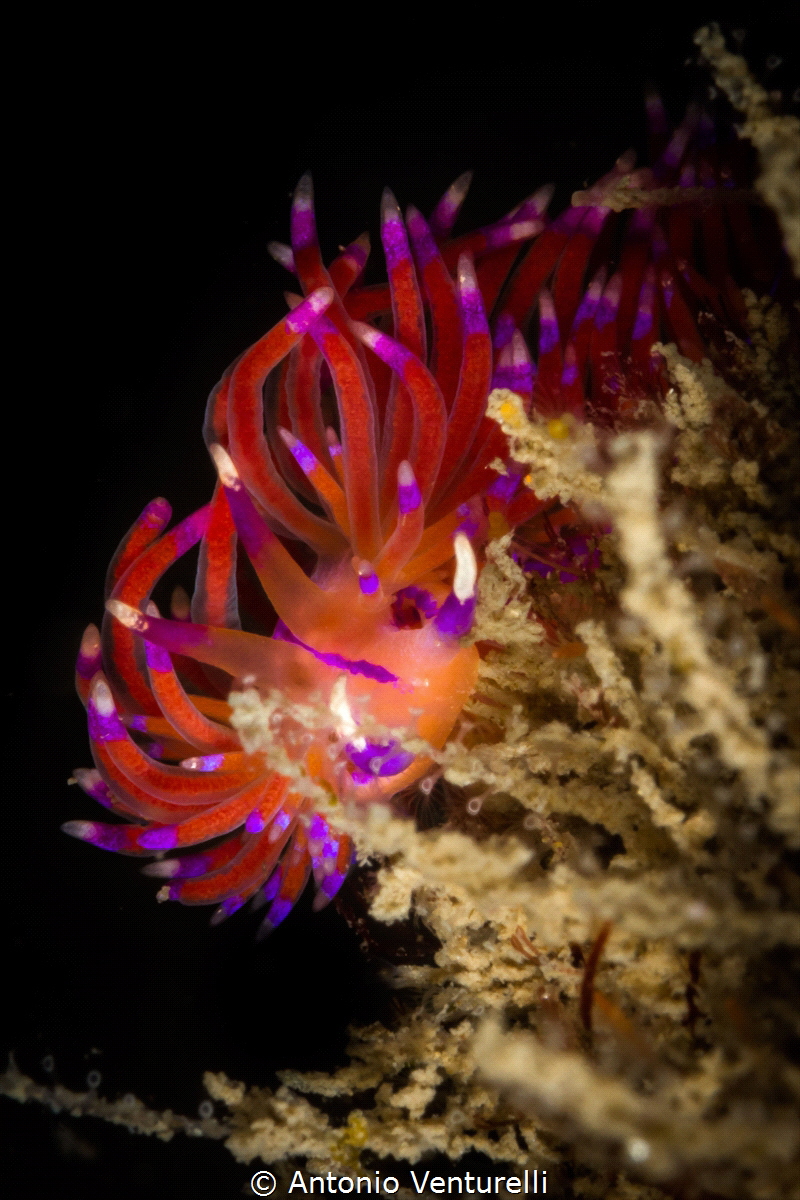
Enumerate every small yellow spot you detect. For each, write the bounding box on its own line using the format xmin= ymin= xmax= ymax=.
xmin=488 ymin=512 xmax=510 ymax=539
xmin=499 ymin=401 xmax=517 ymax=421
xmin=330 ymin=1110 xmax=369 ymax=1169
xmin=342 ymin=1111 xmax=369 ymax=1148
xmin=547 ymin=417 xmax=571 ymax=440
xmin=523 ymin=474 xmax=533 ymax=488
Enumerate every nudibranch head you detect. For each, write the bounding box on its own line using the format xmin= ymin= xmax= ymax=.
xmin=67 ymin=103 xmax=785 ymax=931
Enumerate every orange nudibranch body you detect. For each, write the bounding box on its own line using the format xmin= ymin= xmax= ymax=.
xmin=68 ymin=99 xmax=775 ymax=929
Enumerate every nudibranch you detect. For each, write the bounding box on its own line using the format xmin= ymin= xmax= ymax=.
xmin=66 ymin=98 xmax=784 ymax=932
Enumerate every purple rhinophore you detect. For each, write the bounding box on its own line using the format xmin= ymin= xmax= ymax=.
xmin=369 ymin=329 xmax=410 ymax=373
xmin=561 ymin=357 xmax=580 ymax=387
xmin=351 ymin=768 xmax=375 ymax=786
xmin=286 ymin=289 xmax=333 ymax=336
xmin=144 ymin=640 xmax=172 ymax=673
xmin=632 ymin=301 xmax=654 ymax=342
xmin=430 ymin=197 xmax=461 ymax=240
xmin=406 ymin=206 xmax=438 ymax=267
xmin=88 ymin=699 xmax=126 ymax=744
xmin=594 ymin=281 xmax=621 ymax=330
xmin=273 ymin=621 xmax=399 ymax=684
xmin=488 ymin=471 xmax=521 ymax=503
xmin=493 ymin=312 xmax=516 ymax=350
xmin=290 ymin=177 xmax=316 ymax=250
xmin=291 ymin=208 xmax=316 ymax=249
xmin=142 ymin=610 xmax=211 ymax=656
xmin=377 ymin=749 xmax=415 ymax=776
xmin=307 ymin=813 xmax=327 ymax=840
xmin=435 ymin=592 xmax=476 ymax=638
xmin=246 ymin=811 xmax=266 ymax=833
xmin=90 ymin=779 xmax=115 ymax=811
xmin=429 ymin=172 xmax=471 ymax=241
xmin=139 ymin=826 xmax=179 ymax=850
xmin=272 ymin=809 xmax=292 ymax=833
xmin=143 ymin=496 xmax=173 ymax=529
xmin=571 ymin=271 xmax=605 ymax=331
xmin=398 ymin=478 xmax=422 ymax=514
xmin=322 ymin=838 xmax=337 ymax=859
xmin=359 ymin=570 xmax=380 ymax=596
xmin=265 ymin=896 xmax=293 ymax=929
xmin=493 ymin=361 xmax=533 ymax=394
xmin=583 ymin=205 xmax=610 ymax=236
xmin=484 ymin=217 xmax=543 ymax=249
xmin=494 ymin=329 xmax=535 ymax=394
xmin=221 ymin=894 xmax=246 ymax=916
xmin=538 ymin=300 xmax=560 ymax=355
xmin=659 ymin=120 xmax=693 ymax=173
xmin=553 ymin=205 xmax=586 ymax=234
xmin=344 ymin=237 xmax=369 ymax=271
xmin=175 ymin=505 xmax=212 ymax=556
xmin=320 ymin=869 xmax=347 ymax=900
xmin=184 ymin=754 xmax=225 ymax=773
xmin=345 ymin=738 xmax=415 ymax=778
xmin=172 ymin=853 xmax=212 ymax=879
xmin=73 ymin=768 xmax=103 ymax=799
xmin=262 ymin=871 xmax=282 ymax=902
xmin=381 ymin=211 xmax=410 ymax=270
xmin=90 ymin=823 xmax=136 ymax=852
xmin=224 ymin=479 xmax=278 ymax=566
xmin=633 ymin=268 xmax=657 ymax=342
xmin=76 ymin=646 xmax=102 ymax=681
xmin=288 ymin=437 xmax=318 ymax=474
xmin=460 ymin=284 xmax=487 ymax=336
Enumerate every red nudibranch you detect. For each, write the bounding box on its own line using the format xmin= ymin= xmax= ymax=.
xmin=66 ymin=100 xmax=776 ymax=933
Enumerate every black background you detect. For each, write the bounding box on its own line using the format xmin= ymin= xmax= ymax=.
xmin=4 ymin=7 xmax=798 ymax=1197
